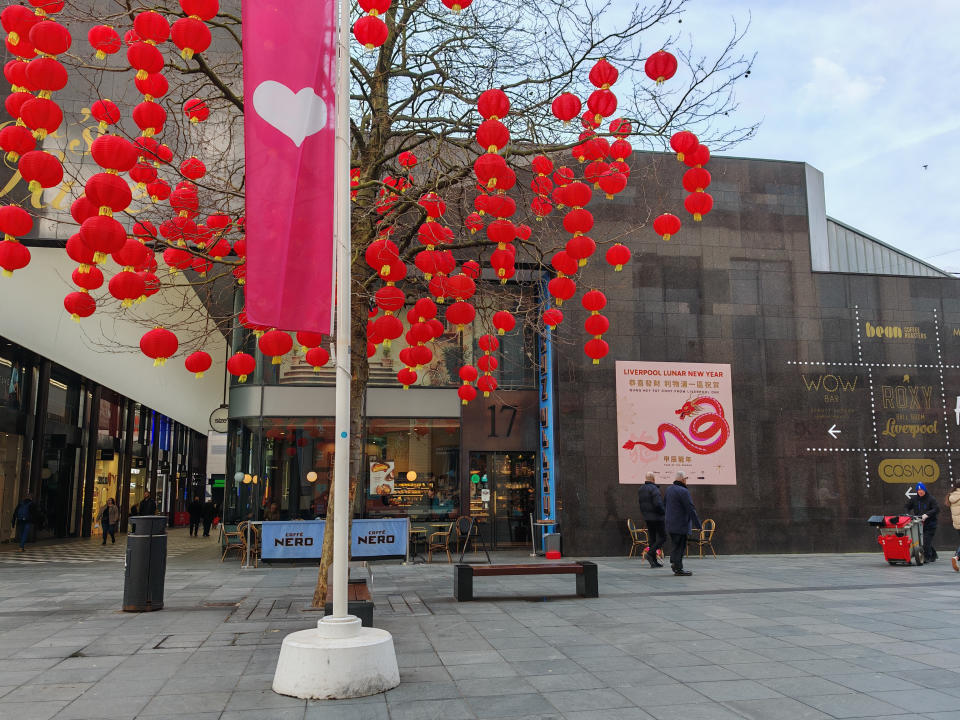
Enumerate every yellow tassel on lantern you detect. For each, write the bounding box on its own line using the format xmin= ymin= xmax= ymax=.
xmin=6 ymin=151 xmax=19 ymax=162
xmin=2 ymin=269 xmax=12 ymax=278
xmin=136 ymin=69 xmax=148 ymax=80
xmin=271 ymin=357 xmax=282 ymax=365
xmin=99 ymin=207 xmax=113 ymax=217
xmin=71 ymin=313 xmax=80 ymax=321
xmin=95 ymin=49 xmax=106 ymax=60
xmin=181 ymin=48 xmax=195 ymax=60
xmin=121 ymin=299 xmax=133 ymax=308
xmin=195 ymin=371 xmax=204 ymax=378
xmin=593 ymin=358 xmax=600 ymax=365
xmin=238 ymin=374 xmax=248 ymax=383
xmin=153 ymin=358 xmax=161 ymax=367
xmin=694 ymin=213 xmax=702 ymax=221
xmin=8 ymin=31 xmax=19 ymax=45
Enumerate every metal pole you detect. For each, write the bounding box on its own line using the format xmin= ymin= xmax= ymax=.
xmin=330 ymin=0 xmax=352 ymax=620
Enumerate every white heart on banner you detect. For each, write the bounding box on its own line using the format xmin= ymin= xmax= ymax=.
xmin=251 ymin=81 xmax=328 ymax=147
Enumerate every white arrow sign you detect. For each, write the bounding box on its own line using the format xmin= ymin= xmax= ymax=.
xmin=827 ymin=424 xmax=841 ymax=439
xmin=905 ymin=486 xmax=917 ymax=499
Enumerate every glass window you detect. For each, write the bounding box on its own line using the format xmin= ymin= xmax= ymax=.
xmin=0 ymin=353 xmax=25 ymax=410
xmin=363 ymin=418 xmax=460 ymax=520
xmin=47 ymin=373 xmax=80 ymax=425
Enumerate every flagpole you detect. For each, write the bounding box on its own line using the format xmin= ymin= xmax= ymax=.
xmin=331 ymin=0 xmax=352 ymax=621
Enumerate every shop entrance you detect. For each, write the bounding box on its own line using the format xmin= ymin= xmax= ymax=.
xmin=467 ymin=451 xmax=536 ymax=548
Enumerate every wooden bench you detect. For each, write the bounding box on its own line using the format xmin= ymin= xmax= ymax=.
xmin=323 ymin=565 xmax=374 ymax=626
xmin=454 ymin=561 xmax=598 ymax=601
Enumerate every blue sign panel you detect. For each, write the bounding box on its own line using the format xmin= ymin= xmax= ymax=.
xmin=260 ymin=519 xmax=409 ymax=560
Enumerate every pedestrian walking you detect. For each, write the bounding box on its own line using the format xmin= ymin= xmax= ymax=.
xmin=100 ymin=498 xmax=119 ymax=545
xmin=188 ymin=495 xmax=203 ymax=537
xmin=945 ymin=486 xmax=960 ymax=571
xmin=664 ymin=471 xmax=701 ymax=576
xmin=138 ymin=491 xmax=156 ymax=516
xmin=11 ymin=493 xmax=39 ymax=552
xmin=202 ymin=499 xmax=216 ymax=537
xmin=637 ymin=472 xmax=666 ymax=568
xmin=906 ymin=482 xmax=939 ymax=563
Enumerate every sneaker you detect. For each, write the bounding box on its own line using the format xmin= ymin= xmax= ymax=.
xmin=674 ymin=569 xmax=692 ymax=576
xmin=952 ymin=556 xmax=959 ymax=572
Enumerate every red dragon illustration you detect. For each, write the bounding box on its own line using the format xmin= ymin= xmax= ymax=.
xmin=622 ymin=396 xmax=730 ymax=455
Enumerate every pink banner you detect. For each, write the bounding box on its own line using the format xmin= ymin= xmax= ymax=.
xmin=242 ymin=0 xmax=336 ymax=333
xmin=616 ymin=361 xmax=737 ymax=485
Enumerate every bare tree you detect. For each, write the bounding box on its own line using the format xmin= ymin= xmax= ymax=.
xmin=2 ymin=0 xmax=755 ymax=603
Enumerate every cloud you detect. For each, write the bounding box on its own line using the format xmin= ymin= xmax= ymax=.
xmin=799 ymin=57 xmax=885 ymax=112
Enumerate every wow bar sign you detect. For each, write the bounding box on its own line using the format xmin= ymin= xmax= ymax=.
xmin=260 ymin=519 xmax=410 ymax=560
xmin=242 ymin=0 xmax=337 ymax=333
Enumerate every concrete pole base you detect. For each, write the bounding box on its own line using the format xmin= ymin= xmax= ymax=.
xmin=272 ymin=615 xmax=400 ymax=699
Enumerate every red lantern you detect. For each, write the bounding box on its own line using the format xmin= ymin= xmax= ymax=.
xmin=163 ymin=247 xmax=192 ymax=273
xmin=492 ymin=310 xmax=515 ymax=335
xmin=477 ymin=334 xmax=499 ymax=354
xmin=598 ymin=172 xmax=627 ymax=199
xmin=0 ymin=241 xmax=29 ymax=276
xmin=80 ymin=215 xmax=126 ymax=263
xmin=88 ymin=25 xmax=121 ymax=59
xmin=66 ymin=233 xmax=96 ymax=269
xmin=584 ymin=338 xmax=609 ymax=365
xmin=6 ymin=36 xmax=37 ymax=60
xmin=134 ymin=11 xmax=170 ymax=44
xmin=531 ymin=197 xmax=553 ymax=220
xmin=586 ymin=89 xmax=617 ymax=123
xmin=589 ymin=58 xmax=619 ymax=88
xmin=130 ymin=161 xmax=158 ymax=188
xmin=146 ymin=179 xmax=171 ymax=203
xmin=485 ymin=219 xmax=515 ymax=246
xmin=397 ymin=367 xmax=417 ymax=389
xmin=684 ymin=144 xmax=710 ymax=168
xmin=306 ymin=346 xmax=330 ymax=371
xmin=127 ymin=41 xmax=164 ymax=80
xmin=464 ymin=212 xmax=484 ymax=234
xmin=441 ymin=0 xmax=473 ymax=11
xmin=610 ymin=139 xmax=632 ymax=162
xmin=563 ymin=209 xmax=594 ymax=236
xmin=352 ymin=15 xmax=387 ymax=50
xmin=108 ymin=270 xmax=145 ymax=307
xmin=296 ymin=331 xmax=325 ymax=351
xmin=548 ymin=276 xmax=576 ymax=306
xmin=645 ymin=49 xmax=678 ymax=84
xmin=0 ymin=124 xmax=36 ymax=161
xmin=476 ymin=119 xmax=509 ymax=153
xmin=375 ymin=285 xmax=405 ymax=313
xmin=458 ymin=384 xmax=477 ymax=405
xmin=532 ymin=155 xmax=553 ymax=176
xmin=133 ymin=101 xmax=166 ymax=137
xmin=477 ymin=88 xmax=509 ymax=120
xmin=91 ymin=135 xmax=138 ymax=173
xmin=18 ymin=150 xmax=62 ymax=192
xmin=90 ymin=99 xmax=120 ymax=131
xmin=140 ymin=327 xmax=178 ymax=366
xmin=566 ymin=235 xmax=596 ymax=267
xmin=670 ymin=130 xmax=698 ymax=162
xmin=258 ymin=330 xmax=293 ymax=364
xmin=682 ymin=167 xmax=711 ymax=193
xmin=0 ymin=205 xmax=32 ymax=240
xmin=684 ymin=192 xmax=713 ymax=222
xmin=180 ymin=156 xmax=206 ymax=180
xmin=374 ymin=314 xmax=403 ymax=346
xmin=85 ymin=173 xmax=132 ymax=216
xmin=551 ymin=93 xmax=581 ymax=123
xmin=63 ymin=291 xmax=96 ymax=320
xmin=227 ymin=352 xmax=255 ymax=383
xmin=181 ymin=0 xmax=220 ymax=20
xmin=20 ymin=97 xmax=62 ymax=140
xmin=72 ymin=266 xmax=103 ymax=290
xmin=542 ymin=308 xmax=563 ymax=329
xmin=171 ymin=17 xmax=211 ymax=60
xmin=477 ymin=374 xmax=498 ymax=397
xmin=184 ymin=350 xmax=212 ymax=378
xmin=563 ymin=182 xmax=592 ymax=209
xmin=2 ymin=6 xmax=38 ymax=48
xmin=652 ymin=213 xmax=681 ymax=241
xmin=605 ymin=243 xmax=631 ymax=271
xmin=609 ymin=118 xmax=632 ymax=137
xmin=584 ymin=314 xmax=609 ymax=337
xmin=418 ymin=191 xmax=446 ymax=218
xmin=398 ymin=150 xmax=417 ymax=167
xmin=445 ymin=301 xmax=476 ymax=330
xmin=184 ymin=98 xmax=209 ymax=123
xmin=458 ymin=365 xmax=478 ymax=384
xmin=29 ymin=20 xmax=71 ymax=56
xmin=581 ymin=289 xmax=607 ymax=313
xmin=112 ymin=238 xmax=150 ymax=269
xmin=551 ymin=251 xmax=578 ymax=277
xmin=25 ymin=56 xmax=67 ymax=93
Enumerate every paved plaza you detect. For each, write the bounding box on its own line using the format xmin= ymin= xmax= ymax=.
xmin=3 ymin=531 xmax=960 ymax=719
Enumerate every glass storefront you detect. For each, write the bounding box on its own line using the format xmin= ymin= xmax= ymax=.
xmin=467 ymin=451 xmax=536 ymax=547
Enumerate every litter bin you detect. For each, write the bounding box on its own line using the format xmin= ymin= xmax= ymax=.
xmin=543 ymin=533 xmax=561 ymax=555
xmin=123 ymin=515 xmax=167 ymax=612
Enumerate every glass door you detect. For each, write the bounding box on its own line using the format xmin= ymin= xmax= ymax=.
xmin=467 ymin=451 xmax=536 ymax=548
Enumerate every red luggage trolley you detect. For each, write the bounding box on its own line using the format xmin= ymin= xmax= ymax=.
xmin=868 ymin=515 xmax=923 ymax=566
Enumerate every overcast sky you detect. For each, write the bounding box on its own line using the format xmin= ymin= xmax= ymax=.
xmin=660 ymin=1 xmax=960 ymax=271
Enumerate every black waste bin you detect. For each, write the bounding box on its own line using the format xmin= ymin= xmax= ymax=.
xmin=123 ymin=515 xmax=167 ymax=612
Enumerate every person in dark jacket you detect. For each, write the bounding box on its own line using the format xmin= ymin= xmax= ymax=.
xmin=202 ymin=500 xmax=216 ymax=537
xmin=138 ymin=492 xmax=156 ymax=516
xmin=906 ymin=482 xmax=939 ymax=562
xmin=637 ymin=472 xmax=666 ymax=568
xmin=99 ymin=498 xmax=120 ymax=545
xmin=187 ymin=495 xmax=203 ymax=537
xmin=664 ymin=472 xmax=701 ymax=576
xmin=10 ymin=493 xmax=38 ymax=552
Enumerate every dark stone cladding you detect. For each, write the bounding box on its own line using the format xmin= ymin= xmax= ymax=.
xmin=554 ymin=152 xmax=960 ymax=556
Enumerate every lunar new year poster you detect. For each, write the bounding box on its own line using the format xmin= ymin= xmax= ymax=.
xmin=616 ymin=361 xmax=737 ymax=486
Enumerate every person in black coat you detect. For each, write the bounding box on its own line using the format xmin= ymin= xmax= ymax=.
xmin=202 ymin=500 xmax=216 ymax=537
xmin=906 ymin=482 xmax=939 ymax=562
xmin=187 ymin=495 xmax=203 ymax=537
xmin=637 ymin=472 xmax=666 ymax=568
xmin=138 ymin=492 xmax=156 ymax=516
xmin=664 ymin=472 xmax=701 ymax=576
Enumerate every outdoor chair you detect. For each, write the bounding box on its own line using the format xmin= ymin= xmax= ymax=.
xmin=427 ymin=521 xmax=455 ymax=563
xmin=689 ymin=518 xmax=717 ymax=558
xmin=626 ymin=518 xmax=648 ymax=558
xmin=221 ymin=522 xmax=245 ymax=562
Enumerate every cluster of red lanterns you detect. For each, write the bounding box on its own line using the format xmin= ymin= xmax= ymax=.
xmin=476 ymin=334 xmax=499 ymax=397
xmin=0 ymin=205 xmax=33 ymax=277
xmin=353 ymin=0 xmax=389 ymax=50
xmin=581 ymin=289 xmax=609 ymax=364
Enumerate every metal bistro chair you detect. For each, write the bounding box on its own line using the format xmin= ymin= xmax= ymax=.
xmin=689 ymin=518 xmax=717 ymax=559
xmin=221 ymin=522 xmax=245 ymax=562
xmin=626 ymin=518 xmax=648 ymax=558
xmin=427 ymin=521 xmax=455 ymax=563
